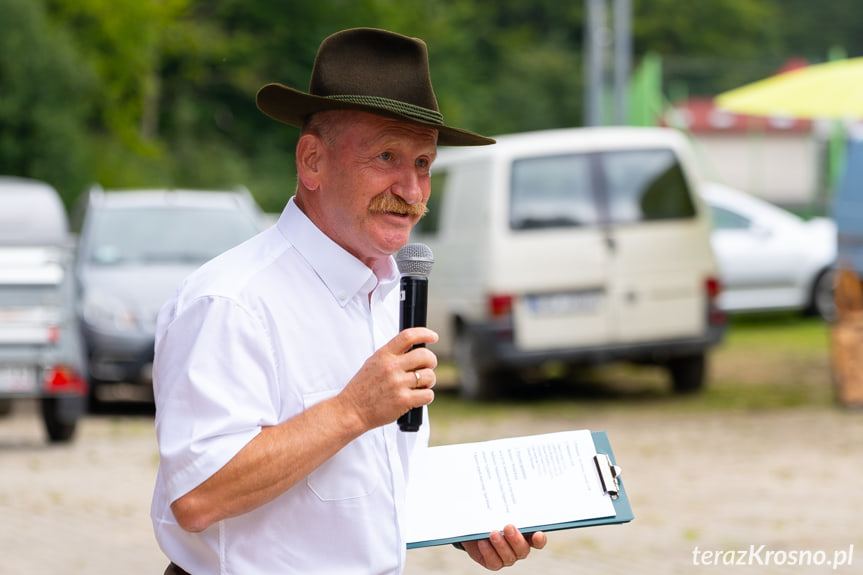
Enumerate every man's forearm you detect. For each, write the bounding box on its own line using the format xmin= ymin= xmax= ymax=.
xmin=170 ymin=395 xmax=366 ymax=532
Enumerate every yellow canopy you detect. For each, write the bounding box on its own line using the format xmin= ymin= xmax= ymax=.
xmin=715 ymin=57 xmax=863 ymax=119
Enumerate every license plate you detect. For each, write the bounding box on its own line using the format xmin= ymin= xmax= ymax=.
xmin=0 ymin=366 xmax=38 ymax=393
xmin=526 ymin=289 xmax=604 ymax=316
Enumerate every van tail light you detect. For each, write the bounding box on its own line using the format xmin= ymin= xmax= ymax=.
xmin=705 ymin=276 xmax=726 ymax=325
xmin=47 ymin=325 xmax=60 ymax=344
xmin=43 ymin=365 xmax=89 ymax=396
xmin=488 ymin=294 xmax=514 ymax=318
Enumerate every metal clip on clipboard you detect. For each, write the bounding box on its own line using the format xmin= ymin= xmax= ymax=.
xmin=594 ymin=453 xmax=622 ymax=500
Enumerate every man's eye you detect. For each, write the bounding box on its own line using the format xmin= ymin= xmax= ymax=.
xmin=379 ymin=151 xmax=393 ymax=161
xmin=416 ymin=158 xmax=430 ymax=169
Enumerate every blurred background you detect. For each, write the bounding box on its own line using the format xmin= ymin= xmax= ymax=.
xmin=3 ymin=0 xmax=863 ymax=213
xmin=2 ymin=1 xmax=863 ymax=573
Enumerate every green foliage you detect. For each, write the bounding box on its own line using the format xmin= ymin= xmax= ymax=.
xmin=0 ymin=0 xmax=96 ymax=207
xmin=45 ymin=0 xmax=189 ymax=149
xmin=633 ymin=0 xmax=780 ymax=58
xmin=3 ymin=0 xmax=863 ymax=212
xmin=770 ymin=0 xmax=863 ymax=60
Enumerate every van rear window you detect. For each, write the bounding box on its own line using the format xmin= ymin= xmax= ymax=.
xmin=510 ymin=148 xmax=696 ymax=230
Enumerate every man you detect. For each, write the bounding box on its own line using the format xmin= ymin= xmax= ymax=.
xmin=151 ymin=27 xmax=546 ymax=574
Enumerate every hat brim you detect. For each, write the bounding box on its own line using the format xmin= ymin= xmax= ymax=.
xmin=256 ymin=83 xmax=495 ymax=147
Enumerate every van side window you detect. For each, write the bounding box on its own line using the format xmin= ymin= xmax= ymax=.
xmin=509 ymin=148 xmax=696 ymax=231
xmin=416 ymin=169 xmax=447 ymax=236
xmin=602 ymin=149 xmax=696 ymax=223
xmin=510 ymin=154 xmax=600 ymax=230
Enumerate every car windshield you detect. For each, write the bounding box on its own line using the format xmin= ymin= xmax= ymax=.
xmin=86 ymin=206 xmax=259 ymax=265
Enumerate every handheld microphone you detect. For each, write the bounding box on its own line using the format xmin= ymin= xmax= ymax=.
xmin=395 ymin=243 xmax=434 ymax=432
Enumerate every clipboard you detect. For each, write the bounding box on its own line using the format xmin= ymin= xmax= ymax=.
xmin=406 ymin=430 xmax=634 ymax=549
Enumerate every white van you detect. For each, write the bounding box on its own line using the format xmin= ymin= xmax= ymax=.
xmin=412 ymin=127 xmax=726 ymax=400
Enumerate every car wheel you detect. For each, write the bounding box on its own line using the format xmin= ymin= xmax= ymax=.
xmin=0 ymin=398 xmax=12 ymax=417
xmin=42 ymin=398 xmax=78 ymax=443
xmin=807 ymin=268 xmax=836 ymax=322
xmin=667 ymin=353 xmax=706 ymax=394
xmin=454 ymin=328 xmax=499 ymax=401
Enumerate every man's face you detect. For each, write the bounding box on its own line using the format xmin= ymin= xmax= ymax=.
xmin=310 ymin=111 xmax=438 ymax=268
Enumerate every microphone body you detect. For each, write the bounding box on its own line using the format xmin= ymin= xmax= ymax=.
xmin=395 ymin=243 xmax=434 ymax=432
xmin=396 ymin=275 xmax=427 ymax=431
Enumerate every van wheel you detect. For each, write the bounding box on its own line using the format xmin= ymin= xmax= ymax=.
xmin=42 ymin=398 xmax=78 ymax=443
xmin=454 ymin=329 xmax=498 ymax=401
xmin=667 ymin=353 xmax=706 ymax=394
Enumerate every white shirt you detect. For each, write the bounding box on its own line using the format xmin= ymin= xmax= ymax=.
xmin=151 ymin=197 xmax=429 ymax=575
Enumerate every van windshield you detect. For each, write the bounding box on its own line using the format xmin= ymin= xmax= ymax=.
xmin=510 ymin=148 xmax=696 ymax=230
xmin=86 ymin=207 xmax=259 ymax=265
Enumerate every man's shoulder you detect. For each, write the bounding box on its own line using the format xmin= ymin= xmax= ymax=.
xmin=178 ymin=226 xmax=294 ymax=304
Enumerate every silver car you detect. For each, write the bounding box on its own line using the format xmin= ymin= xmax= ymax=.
xmin=73 ymin=186 xmax=266 ymax=401
xmin=701 ymin=181 xmax=836 ymax=321
xmin=0 ymin=176 xmax=88 ymax=442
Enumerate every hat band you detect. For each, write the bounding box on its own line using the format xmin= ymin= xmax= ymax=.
xmin=327 ymin=94 xmax=444 ymax=126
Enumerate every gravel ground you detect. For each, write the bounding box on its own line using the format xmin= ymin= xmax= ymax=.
xmin=1 ymin=397 xmax=862 ymax=575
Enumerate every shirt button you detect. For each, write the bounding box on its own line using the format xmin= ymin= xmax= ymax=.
xmin=338 ymin=291 xmax=347 ymax=301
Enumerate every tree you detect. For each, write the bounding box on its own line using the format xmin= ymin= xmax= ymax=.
xmin=8 ymin=0 xmax=862 ymax=211
xmin=0 ymin=0 xmax=96 ymax=206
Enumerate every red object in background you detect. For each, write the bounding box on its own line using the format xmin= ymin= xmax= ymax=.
xmin=488 ymin=294 xmax=514 ymax=318
xmin=705 ymin=276 xmax=726 ymax=326
xmin=43 ymin=365 xmax=88 ymax=396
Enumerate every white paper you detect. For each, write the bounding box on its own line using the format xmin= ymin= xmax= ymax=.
xmin=405 ymin=429 xmax=616 ymax=545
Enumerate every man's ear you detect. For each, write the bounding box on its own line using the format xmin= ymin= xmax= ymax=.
xmin=296 ymin=133 xmax=323 ymax=191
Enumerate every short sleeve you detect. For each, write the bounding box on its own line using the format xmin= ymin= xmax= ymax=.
xmin=153 ymin=295 xmax=279 ymax=502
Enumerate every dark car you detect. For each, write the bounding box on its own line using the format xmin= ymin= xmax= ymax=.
xmin=73 ymin=185 xmax=266 ymax=402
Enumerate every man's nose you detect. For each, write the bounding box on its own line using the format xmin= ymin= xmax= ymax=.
xmin=391 ymin=167 xmax=425 ymax=205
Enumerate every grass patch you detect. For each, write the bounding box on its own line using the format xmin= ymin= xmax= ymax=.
xmin=706 ymin=313 xmax=833 ymax=409
xmin=723 ymin=312 xmax=831 ymax=355
xmin=431 ymin=312 xmax=837 ymax=421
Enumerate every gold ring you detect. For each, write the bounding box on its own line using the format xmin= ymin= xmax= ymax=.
xmin=414 ymin=370 xmax=422 ymax=389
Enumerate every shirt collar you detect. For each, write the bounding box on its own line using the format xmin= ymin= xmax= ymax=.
xmin=276 ymin=197 xmax=399 ymax=306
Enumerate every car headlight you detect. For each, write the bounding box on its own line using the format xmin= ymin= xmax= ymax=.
xmin=80 ymin=290 xmax=139 ymax=332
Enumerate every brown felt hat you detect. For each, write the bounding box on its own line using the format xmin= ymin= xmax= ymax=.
xmin=256 ymin=28 xmax=495 ymax=147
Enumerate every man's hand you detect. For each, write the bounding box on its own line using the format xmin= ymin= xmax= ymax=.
xmin=461 ymin=526 xmax=547 ymax=570
xmin=338 ymin=327 xmax=438 ymax=431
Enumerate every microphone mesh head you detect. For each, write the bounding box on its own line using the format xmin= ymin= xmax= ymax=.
xmin=396 ymin=243 xmax=434 ymax=277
